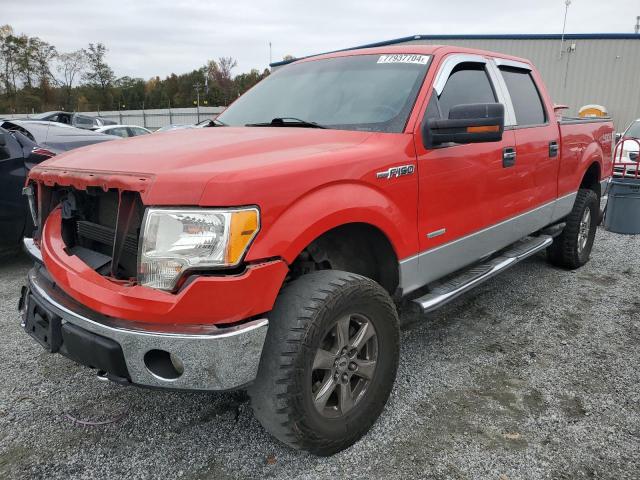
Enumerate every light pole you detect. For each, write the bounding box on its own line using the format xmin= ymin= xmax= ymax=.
xmin=193 ymin=82 xmax=202 ymax=122
xmin=559 ymin=0 xmax=572 ymax=59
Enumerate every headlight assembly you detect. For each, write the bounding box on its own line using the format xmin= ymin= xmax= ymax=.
xmin=138 ymin=207 xmax=259 ymax=290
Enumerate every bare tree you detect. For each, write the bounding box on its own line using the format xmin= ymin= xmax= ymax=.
xmin=207 ymin=56 xmax=237 ymax=105
xmin=56 ymin=50 xmax=86 ymax=108
xmin=83 ymin=43 xmax=114 ymax=106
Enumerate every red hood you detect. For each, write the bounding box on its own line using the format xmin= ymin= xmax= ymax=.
xmin=30 ymin=127 xmax=373 ymax=203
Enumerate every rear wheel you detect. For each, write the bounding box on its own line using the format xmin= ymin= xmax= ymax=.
xmin=248 ymin=270 xmax=399 ymax=455
xmin=548 ymin=188 xmax=599 ymax=269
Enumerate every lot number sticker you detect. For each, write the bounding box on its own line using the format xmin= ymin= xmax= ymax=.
xmin=377 ymin=54 xmax=429 ymax=65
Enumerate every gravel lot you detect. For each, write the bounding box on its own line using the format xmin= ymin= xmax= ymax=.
xmin=0 ymin=227 xmax=638 ymax=479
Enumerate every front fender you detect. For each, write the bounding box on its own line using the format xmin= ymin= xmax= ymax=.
xmin=245 ymin=181 xmax=418 ymax=264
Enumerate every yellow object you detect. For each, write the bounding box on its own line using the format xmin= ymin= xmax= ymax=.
xmin=579 ymin=104 xmax=608 ymax=118
xmin=227 ymin=209 xmax=260 ymax=264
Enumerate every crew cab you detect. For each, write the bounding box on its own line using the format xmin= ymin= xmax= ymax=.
xmin=20 ymin=45 xmax=613 ymax=455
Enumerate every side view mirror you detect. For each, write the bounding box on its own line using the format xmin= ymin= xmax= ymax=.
xmin=615 ymin=132 xmax=622 ymax=143
xmin=424 ymin=103 xmax=505 ymax=148
xmin=0 ymin=131 xmax=6 ymax=147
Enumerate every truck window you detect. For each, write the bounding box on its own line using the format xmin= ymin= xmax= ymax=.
xmin=499 ymin=67 xmax=546 ymax=126
xmin=217 ymin=55 xmax=431 ymax=133
xmin=438 ymin=63 xmax=497 ymax=118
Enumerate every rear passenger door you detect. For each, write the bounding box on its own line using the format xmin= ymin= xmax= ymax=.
xmin=497 ymin=61 xmax=558 ymax=209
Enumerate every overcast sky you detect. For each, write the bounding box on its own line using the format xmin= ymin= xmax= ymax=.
xmin=3 ymin=0 xmax=639 ymax=79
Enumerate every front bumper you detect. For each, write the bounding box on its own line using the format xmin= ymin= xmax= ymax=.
xmin=21 ymin=266 xmax=268 ymax=391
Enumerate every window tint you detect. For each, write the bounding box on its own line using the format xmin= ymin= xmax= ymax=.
xmin=129 ymin=127 xmax=149 ymax=136
xmin=500 ymin=67 xmax=546 ymax=126
xmin=438 ymin=64 xmax=496 ymax=118
xmin=107 ymin=127 xmax=130 ymax=138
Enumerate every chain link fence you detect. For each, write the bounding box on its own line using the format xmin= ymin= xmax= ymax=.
xmin=1 ymin=107 xmax=225 ymax=131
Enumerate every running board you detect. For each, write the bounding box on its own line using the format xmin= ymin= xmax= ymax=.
xmin=412 ymin=235 xmax=553 ymax=314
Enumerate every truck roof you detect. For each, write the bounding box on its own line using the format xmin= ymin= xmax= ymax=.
xmin=288 ymin=44 xmax=532 ymax=69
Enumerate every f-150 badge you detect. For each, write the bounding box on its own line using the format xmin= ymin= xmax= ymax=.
xmin=376 ymin=164 xmax=415 ymax=179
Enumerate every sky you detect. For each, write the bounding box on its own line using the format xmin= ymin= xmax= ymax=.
xmin=3 ymin=0 xmax=639 ymax=80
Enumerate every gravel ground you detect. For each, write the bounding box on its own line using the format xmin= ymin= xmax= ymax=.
xmin=0 ymin=227 xmax=638 ymax=479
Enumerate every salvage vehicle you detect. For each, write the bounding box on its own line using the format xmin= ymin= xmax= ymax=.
xmin=0 ymin=122 xmax=118 ymax=248
xmin=28 ymin=111 xmax=117 ymax=129
xmin=20 ymin=45 xmax=613 ymax=455
xmin=94 ymin=124 xmax=152 ymax=138
xmin=614 ymin=118 xmax=640 ymax=176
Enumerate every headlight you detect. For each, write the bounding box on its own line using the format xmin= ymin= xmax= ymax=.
xmin=138 ymin=207 xmax=259 ymax=290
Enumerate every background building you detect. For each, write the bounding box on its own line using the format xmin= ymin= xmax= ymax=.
xmin=271 ymin=34 xmax=640 ymax=130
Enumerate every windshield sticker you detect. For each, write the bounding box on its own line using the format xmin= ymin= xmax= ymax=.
xmin=377 ymin=54 xmax=429 ymax=65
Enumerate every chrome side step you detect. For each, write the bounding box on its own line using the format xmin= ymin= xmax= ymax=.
xmin=412 ymin=235 xmax=553 ymax=314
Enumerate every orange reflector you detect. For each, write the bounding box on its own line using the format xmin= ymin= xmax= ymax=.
xmin=227 ymin=209 xmax=259 ymax=264
xmin=467 ymin=125 xmax=500 ymax=133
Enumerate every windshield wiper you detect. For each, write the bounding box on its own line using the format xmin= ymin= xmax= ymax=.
xmin=245 ymin=117 xmax=326 ymax=129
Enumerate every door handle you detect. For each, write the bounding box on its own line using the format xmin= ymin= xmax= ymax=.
xmin=502 ymin=147 xmax=516 ymax=168
xmin=549 ymin=141 xmax=559 ymax=158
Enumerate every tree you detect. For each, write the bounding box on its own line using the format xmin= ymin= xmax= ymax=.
xmin=56 ymin=50 xmax=86 ymax=108
xmin=83 ymin=43 xmax=115 ymax=108
xmin=207 ymin=56 xmax=237 ymax=105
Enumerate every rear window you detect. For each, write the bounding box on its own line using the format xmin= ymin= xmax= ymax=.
xmin=500 ymin=67 xmax=546 ymax=126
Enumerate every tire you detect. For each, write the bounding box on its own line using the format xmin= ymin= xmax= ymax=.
xmin=547 ymin=188 xmax=599 ymax=269
xmin=248 ymin=270 xmax=399 ymax=456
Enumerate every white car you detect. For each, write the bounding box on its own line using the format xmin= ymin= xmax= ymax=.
xmin=94 ymin=125 xmax=151 ymax=138
xmin=615 ymin=119 xmax=640 ymax=177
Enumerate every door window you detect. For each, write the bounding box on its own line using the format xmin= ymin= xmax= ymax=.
xmin=499 ymin=67 xmax=546 ymax=126
xmin=437 ymin=63 xmax=497 ymax=119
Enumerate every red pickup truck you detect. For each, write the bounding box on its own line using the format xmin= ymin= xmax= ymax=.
xmin=20 ymin=45 xmax=613 ymax=455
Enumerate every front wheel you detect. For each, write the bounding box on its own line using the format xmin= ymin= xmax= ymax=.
xmin=248 ymin=270 xmax=399 ymax=456
xmin=547 ymin=188 xmax=599 ymax=269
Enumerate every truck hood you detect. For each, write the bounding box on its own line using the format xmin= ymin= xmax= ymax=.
xmin=31 ymin=127 xmax=374 ymax=203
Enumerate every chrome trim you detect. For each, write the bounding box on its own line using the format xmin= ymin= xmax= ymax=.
xmin=426 ymin=228 xmax=446 ymax=239
xmin=23 ymin=237 xmax=43 ymax=263
xmin=433 ymin=54 xmax=488 ymax=95
xmin=493 ymin=58 xmax=533 ymax=71
xmin=399 ymin=193 xmax=577 ymax=294
xmin=413 ymin=235 xmax=552 ymax=313
xmin=486 ymin=59 xmax=517 ymax=127
xmin=27 ymin=269 xmax=268 ymax=391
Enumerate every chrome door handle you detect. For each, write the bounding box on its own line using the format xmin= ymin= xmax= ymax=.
xmin=503 ymin=147 xmax=516 ymax=168
xmin=549 ymin=141 xmax=559 ymax=158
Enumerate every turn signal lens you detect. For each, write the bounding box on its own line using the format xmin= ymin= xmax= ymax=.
xmin=227 ymin=209 xmax=260 ymax=264
xmin=467 ymin=125 xmax=500 ymax=133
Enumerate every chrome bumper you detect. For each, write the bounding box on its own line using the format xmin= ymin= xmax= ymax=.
xmin=25 ymin=267 xmax=268 ymax=391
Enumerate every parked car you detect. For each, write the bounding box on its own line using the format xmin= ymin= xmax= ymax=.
xmin=94 ymin=124 xmax=151 ymax=138
xmin=0 ymin=121 xmax=119 ymax=247
xmin=155 ymin=123 xmax=197 ymax=132
xmin=614 ymin=118 xmax=640 ymax=176
xmin=28 ymin=111 xmax=117 ymax=130
xmin=155 ymin=118 xmax=217 ymax=132
xmin=21 ymin=46 xmax=612 ymax=455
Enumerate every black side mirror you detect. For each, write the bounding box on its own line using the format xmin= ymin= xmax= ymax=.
xmin=0 ymin=132 xmax=6 ymax=147
xmin=424 ymin=103 xmax=505 ymax=148
xmin=615 ymin=132 xmax=622 ymax=143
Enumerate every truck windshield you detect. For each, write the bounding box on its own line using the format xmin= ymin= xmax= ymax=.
xmin=217 ymin=54 xmax=431 ymax=133
xmin=625 ymin=121 xmax=640 ymax=138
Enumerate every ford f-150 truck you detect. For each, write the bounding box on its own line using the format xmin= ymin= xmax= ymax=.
xmin=20 ymin=45 xmax=613 ymax=455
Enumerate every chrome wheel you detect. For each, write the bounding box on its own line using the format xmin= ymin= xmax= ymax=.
xmin=311 ymin=313 xmax=378 ymax=418
xmin=577 ymin=207 xmax=591 ymax=254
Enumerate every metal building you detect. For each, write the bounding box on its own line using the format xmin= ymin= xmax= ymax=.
xmin=271 ymin=34 xmax=640 ymax=130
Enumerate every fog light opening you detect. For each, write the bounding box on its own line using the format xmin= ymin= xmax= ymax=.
xmin=144 ymin=349 xmax=184 ymax=380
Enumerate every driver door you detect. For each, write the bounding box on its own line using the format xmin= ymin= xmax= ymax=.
xmin=411 ymin=55 xmax=532 ymax=287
